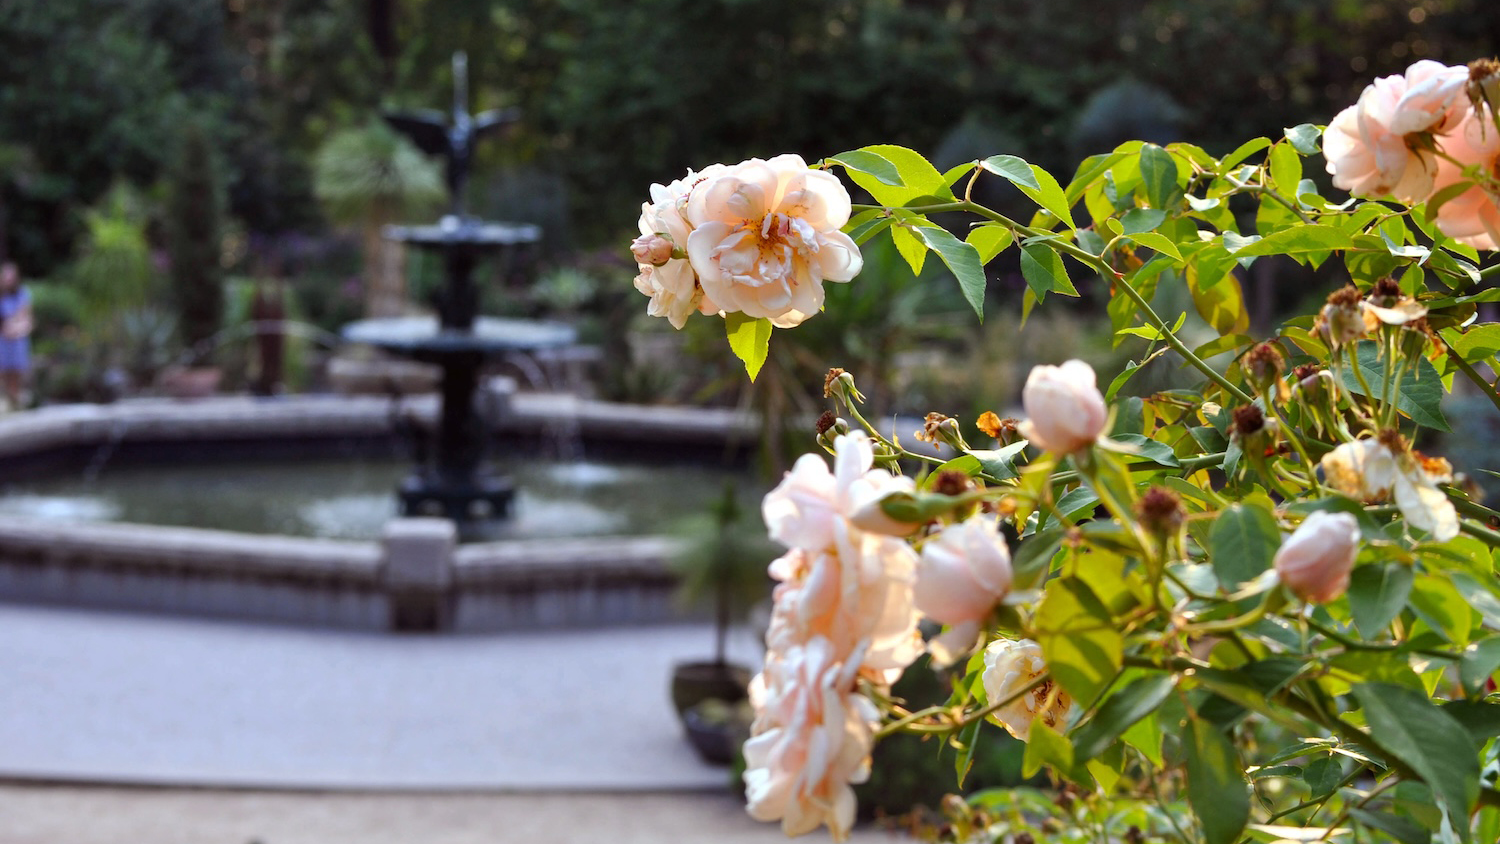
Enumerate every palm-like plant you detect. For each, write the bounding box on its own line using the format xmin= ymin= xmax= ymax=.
xmin=312 ymin=119 xmax=444 ymax=317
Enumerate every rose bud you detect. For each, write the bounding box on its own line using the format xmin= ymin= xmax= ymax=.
xmin=914 ymin=515 xmax=1013 ymax=625
xmin=1017 ymin=360 xmax=1108 ymax=455
xmin=1273 ymin=511 xmax=1360 ymax=604
xmin=629 ymin=233 xmax=675 ymax=266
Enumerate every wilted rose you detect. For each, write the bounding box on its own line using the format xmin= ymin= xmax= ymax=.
xmin=1320 ymin=437 xmax=1458 ymax=542
xmin=1274 ymin=511 xmax=1361 ymax=604
xmin=1017 ymin=360 xmax=1108 ymax=454
xmin=980 ymin=638 xmax=1074 ymax=741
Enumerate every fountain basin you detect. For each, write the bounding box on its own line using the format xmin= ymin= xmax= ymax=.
xmin=0 ymin=394 xmax=763 ymax=631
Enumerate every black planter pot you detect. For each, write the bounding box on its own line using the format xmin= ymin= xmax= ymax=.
xmin=681 ymin=705 xmax=743 ymax=766
xmin=670 ymin=660 xmax=752 ymax=715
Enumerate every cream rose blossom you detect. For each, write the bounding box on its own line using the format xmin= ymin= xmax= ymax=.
xmin=1017 ymin=359 xmax=1109 ymax=455
xmin=980 ymin=638 xmax=1074 ymax=741
xmin=632 ymin=168 xmax=724 ymax=328
xmin=1274 ymin=511 xmax=1361 ymax=604
xmin=1324 ymin=61 xmax=1471 ymax=203
xmin=743 ymin=636 xmax=877 ymax=841
xmin=685 ymin=154 xmax=863 ymax=328
xmin=1320 ymin=438 xmax=1458 ymax=542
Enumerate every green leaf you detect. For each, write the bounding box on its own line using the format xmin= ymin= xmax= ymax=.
xmin=1035 ymin=578 xmax=1124 ymax=704
xmin=1268 ymin=141 xmax=1303 ymax=193
xmin=981 ymin=154 xmax=1039 ymax=190
xmin=1071 ymin=674 xmax=1175 ymax=761
xmin=953 ymin=715 xmax=982 ymax=786
xmin=1022 ymin=719 xmax=1074 ymax=778
xmin=1303 ymin=756 xmax=1343 ymax=799
xmin=1020 ymin=164 xmax=1076 ymax=231
xmin=1139 ymin=144 xmax=1179 ymax=210
xmin=914 ymin=224 xmax=987 ymax=321
xmin=1065 ymin=152 xmax=1127 ymax=205
xmin=1285 ymin=124 xmax=1323 ymax=156
xmin=1447 ymin=324 xmax=1500 ymax=364
xmin=966 ymin=224 xmax=1014 ymax=263
xmin=1209 ymin=503 xmax=1280 ymax=592
xmin=971 ymin=442 xmax=1029 ymax=482
xmin=827 ymin=150 xmax=905 ymax=187
xmin=1107 ymin=433 xmax=1181 ymax=467
xmin=890 ymin=224 xmax=927 ymax=276
xmin=846 ymin=212 xmax=893 ymax=246
xmin=1120 ymin=231 xmax=1184 ymax=262
xmin=1352 ymin=682 xmax=1480 ymax=835
xmin=1221 ymin=137 xmax=1272 ymax=173
xmin=1348 ymin=808 xmax=1432 ymax=844
xmin=844 ymin=144 xmax=952 ymax=207
xmin=1336 ymin=340 xmax=1451 ymax=432
xmin=1409 ymin=573 xmax=1474 ymax=646
xmin=1460 ymin=638 xmax=1500 ymax=697
xmin=1121 ymin=207 xmax=1166 ymax=234
xmin=1232 ymin=224 xmax=1356 ymax=257
xmin=1347 ymin=563 xmax=1415 ymax=638
xmin=1020 ymin=242 xmax=1077 ymax=302
xmin=724 ymin=313 xmax=771 ymax=381
xmin=1185 ymin=717 xmax=1250 ymax=844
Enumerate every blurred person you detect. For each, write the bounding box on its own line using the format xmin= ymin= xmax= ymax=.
xmin=0 ymin=261 xmax=33 ymax=410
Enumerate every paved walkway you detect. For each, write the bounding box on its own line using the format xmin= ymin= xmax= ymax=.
xmin=0 ymin=603 xmax=763 ymax=790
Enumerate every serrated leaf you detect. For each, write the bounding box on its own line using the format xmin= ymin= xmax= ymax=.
xmin=1221 ymin=137 xmax=1272 ymax=172
xmin=971 ymin=441 xmax=1028 ymax=481
xmin=1020 ymin=164 xmax=1076 ymax=231
xmin=890 ymin=223 xmax=927 ymax=276
xmin=1446 ymin=324 xmax=1500 ymax=364
xmin=1269 ymin=141 xmax=1304 ymax=193
xmin=966 ymin=224 xmax=1014 ymax=263
xmin=1285 ymin=124 xmax=1323 ymax=156
xmin=914 ymin=224 xmax=987 ymax=321
xmin=1353 ymin=683 xmax=1479 ymax=838
xmin=844 ymin=144 xmax=952 ymax=207
xmin=1347 ymin=563 xmax=1414 ymax=638
xmin=1121 ymin=231 xmax=1184 ymax=262
xmin=1185 ymin=717 xmax=1250 ymax=844
xmin=1336 ymin=340 xmax=1451 ymax=432
xmin=1022 ymin=718 xmax=1074 ymax=778
xmin=1409 ymin=573 xmax=1474 ymax=646
xmin=1303 ymin=756 xmax=1342 ymax=799
xmin=1107 ymin=433 xmax=1181 ymax=467
xmin=981 ymin=154 xmax=1039 ymax=190
xmin=1071 ymin=674 xmax=1175 ymax=761
xmin=1121 ymin=207 xmax=1167 ymax=234
xmin=1065 ymin=152 xmax=1126 ymax=205
xmin=1139 ymin=144 xmax=1179 ymax=210
xmin=724 ymin=313 xmax=771 ymax=381
xmin=1233 ymin=224 xmax=1356 ymax=257
xmin=1209 ymin=503 xmax=1280 ymax=591
xmin=827 ymin=150 xmax=905 ymax=187
xmin=1020 ymin=242 xmax=1076 ymax=302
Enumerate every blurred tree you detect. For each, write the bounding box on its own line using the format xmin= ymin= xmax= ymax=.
xmin=165 ymin=121 xmax=227 ymax=358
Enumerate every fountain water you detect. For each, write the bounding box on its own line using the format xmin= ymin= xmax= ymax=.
xmin=342 ymin=52 xmax=575 ymax=525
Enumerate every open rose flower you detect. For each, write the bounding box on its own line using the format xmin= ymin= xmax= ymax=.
xmin=1017 ymin=360 xmax=1108 ymax=455
xmin=744 ymin=636 xmax=877 ymax=842
xmin=1324 ymin=61 xmax=1470 ymax=203
xmin=632 ymin=167 xmax=724 ymax=328
xmin=980 ymin=638 xmax=1074 ymax=741
xmin=1274 ymin=511 xmax=1361 ymax=604
xmin=684 ymin=154 xmax=863 ymax=328
xmin=1429 ymin=109 xmax=1500 ymax=250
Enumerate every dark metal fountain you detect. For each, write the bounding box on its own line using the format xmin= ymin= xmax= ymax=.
xmin=342 ymin=52 xmax=575 ymax=525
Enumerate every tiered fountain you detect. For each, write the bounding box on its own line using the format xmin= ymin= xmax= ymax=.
xmin=342 ymin=52 xmax=575 ymax=525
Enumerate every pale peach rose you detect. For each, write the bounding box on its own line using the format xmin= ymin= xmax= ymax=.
xmin=763 ymin=431 xmax=913 ymax=550
xmin=980 ymin=638 xmax=1074 ymax=741
xmin=632 ymin=170 xmax=723 ymax=329
xmin=1324 ymin=62 xmax=1469 ymax=203
xmin=685 ymin=154 xmax=862 ymax=328
xmin=914 ymin=515 xmax=1013 ymax=626
xmin=743 ymin=636 xmax=878 ymax=841
xmin=1430 ymin=110 xmax=1500 ymax=250
xmin=1017 ymin=360 xmax=1108 ymax=454
xmin=762 ymin=529 xmax=923 ymax=686
xmin=1274 ymin=511 xmax=1360 ymax=604
xmin=1320 ymin=439 xmax=1458 ymax=542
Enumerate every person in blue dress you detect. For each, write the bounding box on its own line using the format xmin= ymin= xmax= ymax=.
xmin=0 ymin=261 xmax=33 ymax=410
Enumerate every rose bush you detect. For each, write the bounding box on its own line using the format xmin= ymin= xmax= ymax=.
xmin=634 ymin=57 xmax=1500 ymax=843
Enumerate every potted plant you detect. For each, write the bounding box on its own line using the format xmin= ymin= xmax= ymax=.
xmin=669 ymin=482 xmax=773 ymax=764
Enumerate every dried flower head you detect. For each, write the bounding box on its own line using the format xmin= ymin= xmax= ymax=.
xmin=932 ymin=470 xmax=973 ymax=498
xmin=1317 ymin=285 xmax=1369 ymax=347
xmin=1136 ymin=486 xmax=1185 ymax=537
xmin=815 ymin=410 xmax=838 ymax=436
xmin=1231 ymin=404 xmax=1266 ymax=438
